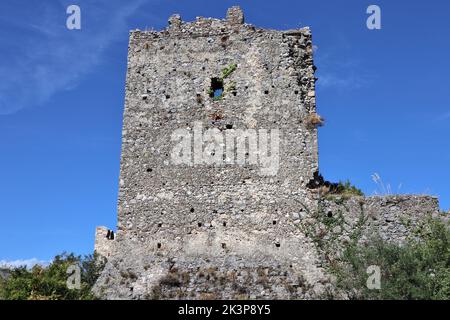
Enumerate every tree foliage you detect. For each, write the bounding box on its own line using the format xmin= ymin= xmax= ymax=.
xmin=331 ymin=216 xmax=450 ymax=299
xmin=0 ymin=253 xmax=105 ymax=300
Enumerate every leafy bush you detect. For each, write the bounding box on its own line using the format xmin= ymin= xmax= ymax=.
xmin=333 ymin=180 xmax=364 ymax=197
xmin=331 ymin=217 xmax=450 ymax=299
xmin=0 ymin=253 xmax=105 ymax=300
xmin=306 ymin=171 xmax=364 ymax=198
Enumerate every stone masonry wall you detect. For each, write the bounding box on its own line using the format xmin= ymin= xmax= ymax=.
xmin=93 ymin=195 xmax=440 ymax=299
xmin=116 ymin=6 xmax=318 ymax=259
xmin=94 ymin=226 xmax=115 ymax=258
xmin=93 ymin=7 xmax=442 ymax=300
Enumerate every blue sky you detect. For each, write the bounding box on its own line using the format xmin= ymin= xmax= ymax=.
xmin=0 ymin=0 xmax=449 ymax=264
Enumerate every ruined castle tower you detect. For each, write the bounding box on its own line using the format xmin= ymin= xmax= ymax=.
xmin=93 ymin=7 xmax=440 ymax=299
xmin=117 ymin=6 xmax=319 ymax=244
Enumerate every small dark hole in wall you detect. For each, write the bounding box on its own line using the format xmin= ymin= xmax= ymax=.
xmin=275 ymin=243 xmax=281 ymax=248
xmin=221 ymin=243 xmax=226 ymax=249
xmin=226 ymin=124 xmax=233 ymax=129
xmin=232 ymin=92 xmax=237 ymax=96
xmin=223 ymin=222 xmax=227 ymax=227
xmin=241 ymin=209 xmax=244 ymax=212
xmin=157 ymin=223 xmax=162 ymax=228
xmin=106 ymin=230 xmax=114 ymax=240
xmin=147 ymin=168 xmax=152 ymax=172
xmin=209 ymin=77 xmax=224 ymax=98
xmin=190 ymin=208 xmax=195 ymax=213
xmin=198 ymin=222 xmax=202 ymax=227
xmin=273 ymin=220 xmax=277 ymax=225
xmin=327 ymin=211 xmax=333 ymax=218
xmin=264 ymin=90 xmax=269 ymax=94
xmin=157 ymin=243 xmax=161 ymax=249
xmin=294 ymin=90 xmax=299 ymax=94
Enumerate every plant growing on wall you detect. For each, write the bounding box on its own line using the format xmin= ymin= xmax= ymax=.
xmin=208 ymin=63 xmax=238 ymax=101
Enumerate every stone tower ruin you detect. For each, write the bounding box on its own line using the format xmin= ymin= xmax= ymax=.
xmin=94 ymin=7 xmax=441 ymax=299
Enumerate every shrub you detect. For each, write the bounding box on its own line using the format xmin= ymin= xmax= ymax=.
xmin=333 ymin=180 xmax=364 ymax=197
xmin=331 ymin=217 xmax=450 ymax=300
xmin=0 ymin=253 xmax=105 ymax=300
xmin=221 ymin=63 xmax=237 ymax=79
xmin=305 ymin=113 xmax=324 ymax=129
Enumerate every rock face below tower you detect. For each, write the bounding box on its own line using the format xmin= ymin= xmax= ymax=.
xmin=93 ymin=7 xmax=441 ymax=299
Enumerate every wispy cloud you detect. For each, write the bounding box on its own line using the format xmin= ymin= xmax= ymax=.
xmin=0 ymin=258 xmax=49 ymax=269
xmin=314 ymin=46 xmax=375 ymax=91
xmin=317 ymin=72 xmax=370 ymax=89
xmin=0 ymin=0 xmax=147 ymax=115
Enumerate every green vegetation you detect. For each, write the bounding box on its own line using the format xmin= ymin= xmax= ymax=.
xmin=207 ymin=63 xmax=237 ymax=101
xmin=0 ymin=253 xmax=105 ymax=300
xmin=330 ymin=217 xmax=450 ymax=299
xmin=221 ymin=63 xmax=237 ymax=79
xmin=306 ymin=172 xmax=363 ymax=199
xmin=331 ymin=180 xmax=364 ymax=197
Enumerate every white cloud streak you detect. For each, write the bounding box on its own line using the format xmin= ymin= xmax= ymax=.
xmin=0 ymin=0 xmax=147 ymax=115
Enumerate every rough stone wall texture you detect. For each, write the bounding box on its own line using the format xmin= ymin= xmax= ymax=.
xmin=117 ymin=6 xmax=318 ymax=259
xmin=93 ymin=194 xmax=440 ymax=299
xmin=93 ymin=7 xmax=442 ymax=299
xmin=308 ymin=195 xmax=440 ymax=259
xmin=94 ymin=226 xmax=115 ymax=258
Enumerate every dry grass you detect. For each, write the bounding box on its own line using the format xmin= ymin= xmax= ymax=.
xmin=199 ymin=292 xmax=218 ymax=300
xmin=159 ymin=273 xmax=181 ymax=287
xmin=209 ymin=111 xmax=224 ymax=121
xmin=305 ymin=113 xmax=324 ymax=129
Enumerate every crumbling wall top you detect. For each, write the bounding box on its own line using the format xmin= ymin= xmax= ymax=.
xmin=132 ymin=6 xmax=310 ymax=40
xmin=226 ymin=6 xmax=244 ymax=25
